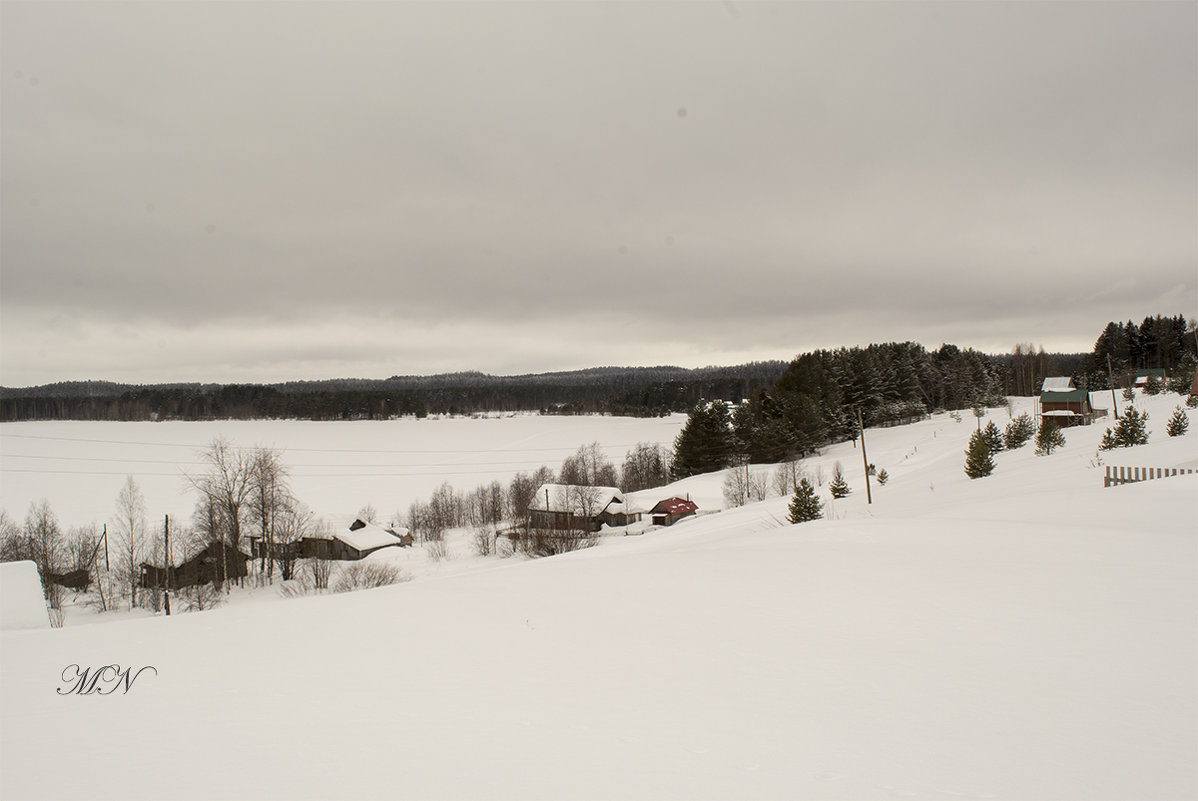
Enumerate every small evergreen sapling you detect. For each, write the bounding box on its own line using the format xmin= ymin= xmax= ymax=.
xmin=875 ymin=468 xmax=889 ymax=485
xmin=1004 ymin=413 xmax=1035 ymax=449
xmin=1034 ymin=419 xmax=1065 ymax=455
xmin=787 ymin=477 xmax=823 ymax=524
xmin=964 ymin=430 xmax=995 ymax=478
xmin=980 ymin=420 xmax=1004 ymax=454
xmin=828 ymin=463 xmax=851 ymax=499
xmin=1166 ymin=406 xmax=1189 ymax=437
xmin=1143 ymin=374 xmax=1163 ymax=396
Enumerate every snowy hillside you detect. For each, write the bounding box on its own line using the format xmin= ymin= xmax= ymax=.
xmin=1 ymin=392 xmax=1195 ymax=800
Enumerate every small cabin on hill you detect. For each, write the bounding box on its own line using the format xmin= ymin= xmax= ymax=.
xmin=528 ymin=484 xmax=637 ymax=532
xmin=330 ymin=520 xmax=411 ymax=561
xmin=1133 ymin=368 xmax=1167 ymax=388
xmin=649 ymin=498 xmax=698 ymax=527
xmin=1040 ymin=388 xmax=1097 ymax=427
xmin=140 ymin=541 xmax=250 ymax=589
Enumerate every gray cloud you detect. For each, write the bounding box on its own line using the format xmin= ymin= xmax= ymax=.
xmin=1 ymin=1 xmax=1194 ymax=385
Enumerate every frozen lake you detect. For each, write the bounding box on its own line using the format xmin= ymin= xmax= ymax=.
xmin=0 ymin=414 xmax=687 ymax=529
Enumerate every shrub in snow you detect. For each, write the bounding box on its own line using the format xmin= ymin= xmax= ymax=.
xmin=828 ymin=463 xmax=850 ymax=499
xmin=1099 ymin=407 xmax=1149 ymax=450
xmin=1166 ymin=407 xmax=1189 ymax=437
xmin=1004 ymin=413 xmax=1035 ymax=449
xmin=787 ymin=478 xmax=823 ymax=524
xmin=964 ymin=431 xmax=995 ymax=478
xmin=333 ymin=562 xmax=408 ymax=593
xmin=1034 ymin=420 xmax=1065 ymax=456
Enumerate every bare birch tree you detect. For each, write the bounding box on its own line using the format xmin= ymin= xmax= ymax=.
xmin=112 ymin=476 xmax=146 ymax=609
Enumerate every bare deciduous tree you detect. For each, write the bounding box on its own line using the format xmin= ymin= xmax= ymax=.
xmin=559 ymin=442 xmax=618 ymax=487
xmin=24 ymin=499 xmax=62 ymax=590
xmin=112 ymin=476 xmax=146 ymax=609
xmin=186 ymin=438 xmax=253 ymax=591
xmin=620 ymin=442 xmax=672 ymax=493
xmin=247 ymin=445 xmax=290 ymax=582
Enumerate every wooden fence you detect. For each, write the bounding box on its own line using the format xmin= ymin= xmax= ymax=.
xmin=1104 ymin=465 xmax=1196 ymax=488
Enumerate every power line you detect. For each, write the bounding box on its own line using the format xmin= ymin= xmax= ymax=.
xmin=0 ymin=432 xmax=663 ymax=454
xmin=1 ymin=465 xmax=555 ymax=478
xmin=0 ymin=453 xmax=581 ymax=469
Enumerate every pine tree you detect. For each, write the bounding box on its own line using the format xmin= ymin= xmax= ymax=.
xmin=1143 ymin=374 xmax=1163 ymax=396
xmin=981 ymin=420 xmax=1004 ymax=453
xmin=1035 ymin=419 xmax=1065 ymax=455
xmin=875 ymin=468 xmax=889 ymax=485
xmin=964 ymin=430 xmax=995 ymax=478
xmin=787 ymin=477 xmax=823 ymax=524
xmin=1110 ymin=406 xmax=1149 ymax=447
xmin=1166 ymin=406 xmax=1188 ymax=437
xmin=828 ymin=463 xmax=850 ymax=498
xmin=1004 ymin=413 xmax=1035 ymax=449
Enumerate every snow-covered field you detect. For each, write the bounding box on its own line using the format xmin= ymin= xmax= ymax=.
xmin=1 ymin=393 xmax=1195 ymax=800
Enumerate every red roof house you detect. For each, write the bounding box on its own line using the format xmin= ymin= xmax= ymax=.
xmin=649 ymin=498 xmax=698 ymax=527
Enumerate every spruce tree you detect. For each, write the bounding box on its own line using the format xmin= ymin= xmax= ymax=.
xmin=1004 ymin=413 xmax=1035 ymax=449
xmin=1143 ymin=374 xmax=1163 ymax=396
xmin=981 ymin=420 xmax=1004 ymax=453
xmin=788 ymin=477 xmax=823 ymax=524
xmin=1098 ymin=428 xmax=1119 ymax=451
xmin=1167 ymin=406 xmax=1189 ymax=437
xmin=828 ymin=463 xmax=850 ymax=498
xmin=671 ymin=400 xmax=735 ymax=478
xmin=964 ymin=430 xmax=995 ymax=478
xmin=875 ymin=468 xmax=888 ymax=485
xmin=1035 ymin=419 xmax=1065 ymax=455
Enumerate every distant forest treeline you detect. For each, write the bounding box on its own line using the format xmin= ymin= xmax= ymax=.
xmin=3 ymin=315 xmax=1193 ymax=423
xmin=0 ymin=363 xmax=788 ymax=421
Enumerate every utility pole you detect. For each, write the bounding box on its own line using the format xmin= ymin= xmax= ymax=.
xmin=858 ymin=408 xmax=872 ymax=505
xmin=163 ymin=515 xmax=171 ymax=616
xmin=1107 ymin=354 xmax=1119 ymax=420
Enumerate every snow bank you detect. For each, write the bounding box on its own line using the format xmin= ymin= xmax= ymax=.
xmin=0 ymin=561 xmax=48 ymax=630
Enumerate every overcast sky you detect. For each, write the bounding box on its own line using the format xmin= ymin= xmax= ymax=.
xmin=2 ymin=1 xmax=1194 ymax=386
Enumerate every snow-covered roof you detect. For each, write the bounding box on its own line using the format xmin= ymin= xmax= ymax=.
xmin=529 ymin=484 xmax=624 ymax=515
xmin=334 ymin=523 xmax=404 ymax=553
xmin=1041 ymin=410 xmax=1080 ymax=417
xmin=1041 ymin=376 xmax=1074 ymax=391
xmin=651 ymin=498 xmax=699 ymax=516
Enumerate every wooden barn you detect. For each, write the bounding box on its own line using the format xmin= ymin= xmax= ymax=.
xmin=330 ymin=521 xmax=410 ymax=561
xmin=528 ymin=484 xmax=637 ymax=532
xmin=139 ymin=541 xmax=250 ymax=589
xmin=1040 ymin=389 xmax=1098 ymax=427
xmin=648 ymin=497 xmax=699 ymax=527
